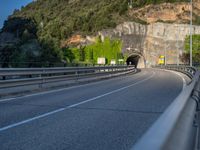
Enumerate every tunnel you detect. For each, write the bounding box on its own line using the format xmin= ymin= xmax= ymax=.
xmin=126 ymin=55 xmax=140 ymax=68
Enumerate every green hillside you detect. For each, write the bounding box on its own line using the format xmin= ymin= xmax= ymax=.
xmin=9 ymin=0 xmax=188 ymax=39
xmin=9 ymin=0 xmax=129 ymax=40
xmin=0 ymin=0 xmax=190 ymax=67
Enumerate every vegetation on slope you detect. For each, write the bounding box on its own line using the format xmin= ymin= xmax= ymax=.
xmin=0 ymin=0 xmax=192 ymax=67
xmin=183 ymin=35 xmax=200 ymax=64
xmin=10 ymin=0 xmax=188 ymax=39
xmin=62 ymin=37 xmax=123 ymax=65
xmin=11 ymin=0 xmax=129 ymax=40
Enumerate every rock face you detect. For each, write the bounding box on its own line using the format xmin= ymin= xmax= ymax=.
xmin=61 ymin=35 xmax=97 ymax=48
xmin=99 ymin=22 xmax=200 ymax=67
xmin=128 ymin=1 xmax=200 ymax=24
xmin=129 ymin=3 xmax=191 ymax=24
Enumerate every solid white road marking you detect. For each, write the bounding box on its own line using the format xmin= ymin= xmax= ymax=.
xmin=0 ymin=108 xmax=65 ymax=132
xmin=0 ymin=71 xmax=155 ymax=132
xmin=154 ymin=68 xmax=187 ymax=90
xmin=170 ymin=71 xmax=187 ymax=90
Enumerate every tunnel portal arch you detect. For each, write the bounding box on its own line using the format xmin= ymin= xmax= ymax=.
xmin=126 ymin=52 xmax=146 ymax=68
xmin=126 ymin=55 xmax=140 ymax=67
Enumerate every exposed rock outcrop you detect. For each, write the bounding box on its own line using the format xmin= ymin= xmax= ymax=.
xmin=128 ymin=1 xmax=200 ymax=24
xmin=99 ymin=22 xmax=200 ymax=67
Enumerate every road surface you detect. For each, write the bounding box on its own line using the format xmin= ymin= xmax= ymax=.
xmin=0 ymin=69 xmax=189 ymax=150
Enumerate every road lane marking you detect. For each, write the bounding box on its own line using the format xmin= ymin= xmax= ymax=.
xmin=0 ymin=71 xmax=155 ymax=132
xmin=0 ymin=70 xmax=146 ymax=103
xmin=170 ymin=71 xmax=187 ymax=90
xmin=0 ymin=108 xmax=65 ymax=132
xmin=154 ymin=68 xmax=187 ymax=90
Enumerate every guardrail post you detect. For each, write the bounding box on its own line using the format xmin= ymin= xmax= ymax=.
xmin=193 ymin=80 xmax=200 ymax=111
xmin=39 ymin=73 xmax=42 ymax=89
xmin=39 ymin=69 xmax=45 ymax=89
xmin=75 ymin=68 xmax=79 ymax=83
xmin=42 ymin=69 xmax=45 ymax=88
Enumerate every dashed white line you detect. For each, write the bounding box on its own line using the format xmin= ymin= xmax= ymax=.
xmin=0 ymin=71 xmax=155 ymax=132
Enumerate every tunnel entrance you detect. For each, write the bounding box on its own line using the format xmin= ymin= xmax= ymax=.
xmin=126 ymin=55 xmax=140 ymax=68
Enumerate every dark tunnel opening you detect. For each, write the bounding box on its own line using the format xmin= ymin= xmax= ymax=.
xmin=126 ymin=55 xmax=140 ymax=68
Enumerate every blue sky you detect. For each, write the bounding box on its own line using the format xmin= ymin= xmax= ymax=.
xmin=0 ymin=0 xmax=33 ymax=29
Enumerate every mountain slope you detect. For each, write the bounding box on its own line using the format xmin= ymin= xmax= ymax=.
xmin=7 ymin=0 xmax=193 ymax=41
xmin=10 ymin=0 xmax=128 ymax=40
xmin=0 ymin=0 xmax=199 ymax=67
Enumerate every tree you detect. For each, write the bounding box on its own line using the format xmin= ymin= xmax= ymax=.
xmin=184 ymin=34 xmax=200 ymax=64
xmin=0 ymin=45 xmax=18 ymax=67
xmin=79 ymin=46 xmax=86 ymax=62
xmin=62 ymin=47 xmax=75 ymax=63
xmin=3 ymin=18 xmax=37 ymax=38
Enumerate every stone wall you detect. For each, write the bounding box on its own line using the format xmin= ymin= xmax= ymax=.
xmin=99 ymin=22 xmax=200 ymax=67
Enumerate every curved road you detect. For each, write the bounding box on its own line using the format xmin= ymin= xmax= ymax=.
xmin=0 ymin=69 xmax=189 ymax=150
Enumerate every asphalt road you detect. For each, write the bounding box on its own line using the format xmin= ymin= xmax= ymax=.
xmin=0 ymin=69 xmax=189 ymax=150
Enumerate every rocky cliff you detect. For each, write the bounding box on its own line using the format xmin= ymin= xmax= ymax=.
xmin=129 ymin=1 xmax=200 ymax=24
xmin=99 ymin=22 xmax=200 ymax=67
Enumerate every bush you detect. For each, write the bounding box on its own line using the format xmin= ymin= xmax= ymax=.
xmin=184 ymin=34 xmax=200 ymax=64
xmin=64 ymin=37 xmax=123 ymax=65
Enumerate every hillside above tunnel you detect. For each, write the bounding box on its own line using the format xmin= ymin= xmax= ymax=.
xmin=0 ymin=0 xmax=200 ymax=67
xmin=6 ymin=0 xmax=199 ymax=40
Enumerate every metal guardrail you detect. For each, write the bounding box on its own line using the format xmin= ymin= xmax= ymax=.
xmin=0 ymin=65 xmax=135 ymax=90
xmin=155 ymin=65 xmax=196 ymax=79
xmin=132 ymin=65 xmax=200 ymax=150
xmin=0 ymin=66 xmax=133 ymax=76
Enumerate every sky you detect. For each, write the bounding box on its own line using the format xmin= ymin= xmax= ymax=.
xmin=0 ymin=0 xmax=33 ymax=29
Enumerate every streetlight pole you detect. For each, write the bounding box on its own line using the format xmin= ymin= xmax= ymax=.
xmin=176 ymin=25 xmax=179 ymax=66
xmin=163 ymin=27 xmax=167 ymax=66
xmin=190 ymin=0 xmax=193 ymax=66
xmin=165 ymin=37 xmax=167 ymax=66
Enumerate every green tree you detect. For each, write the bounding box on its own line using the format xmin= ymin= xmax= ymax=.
xmin=184 ymin=34 xmax=200 ymax=64
xmin=83 ymin=37 xmax=123 ymax=64
xmin=62 ymin=48 xmax=75 ymax=63
xmin=0 ymin=44 xmax=18 ymax=67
